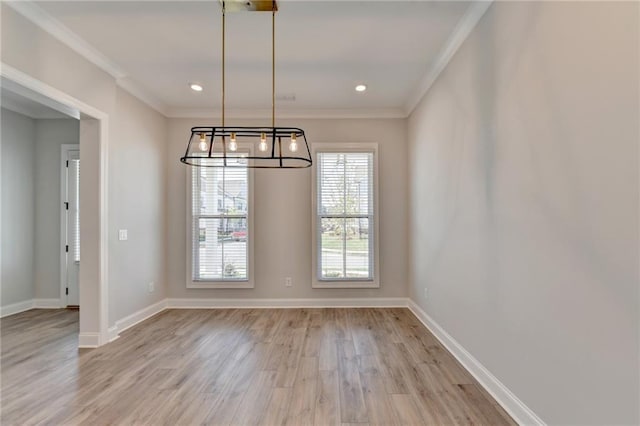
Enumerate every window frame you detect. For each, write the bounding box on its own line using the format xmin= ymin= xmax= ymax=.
xmin=311 ymin=143 xmax=380 ymax=289
xmin=186 ymin=143 xmax=255 ymax=289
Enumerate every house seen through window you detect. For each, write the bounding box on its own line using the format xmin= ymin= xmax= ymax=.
xmin=316 ymin=151 xmax=375 ymax=281
xmin=191 ymin=156 xmax=249 ymax=281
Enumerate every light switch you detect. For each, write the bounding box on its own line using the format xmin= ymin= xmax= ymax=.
xmin=118 ymin=229 xmax=128 ymax=241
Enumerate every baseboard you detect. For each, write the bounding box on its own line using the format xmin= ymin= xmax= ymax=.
xmin=0 ymin=299 xmax=34 ymax=317
xmin=166 ymin=297 xmax=408 ymax=309
xmin=78 ymin=332 xmax=100 ymax=348
xmin=33 ymin=298 xmax=63 ymax=308
xmin=107 ymin=326 xmax=119 ymax=342
xmin=407 ymin=299 xmax=545 ymax=425
xmin=109 ymin=299 xmax=168 ymax=342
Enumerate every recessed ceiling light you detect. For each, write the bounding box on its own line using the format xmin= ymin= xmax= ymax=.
xmin=190 ymin=83 xmax=204 ymax=92
xmin=355 ymin=84 xmax=367 ymax=92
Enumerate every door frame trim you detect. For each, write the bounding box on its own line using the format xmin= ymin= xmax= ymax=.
xmin=1 ymin=62 xmax=110 ymax=347
xmin=60 ymin=144 xmax=80 ymax=307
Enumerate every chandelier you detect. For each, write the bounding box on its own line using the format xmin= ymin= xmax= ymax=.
xmin=180 ymin=0 xmax=311 ymax=168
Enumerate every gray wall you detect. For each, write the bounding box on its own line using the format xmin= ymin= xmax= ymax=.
xmin=2 ymin=3 xmax=116 ymax=335
xmin=167 ymin=117 xmax=408 ymax=300
xmin=34 ymin=119 xmax=79 ymax=300
xmin=109 ymin=87 xmax=167 ymax=323
xmin=407 ymin=2 xmax=639 ymax=424
xmin=1 ymin=108 xmax=36 ymax=306
xmin=2 ymin=6 xmax=168 ymax=332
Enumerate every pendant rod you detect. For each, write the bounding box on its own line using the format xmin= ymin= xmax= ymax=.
xmin=222 ymin=1 xmax=226 ymax=128
xmin=271 ymin=4 xmax=275 ymax=128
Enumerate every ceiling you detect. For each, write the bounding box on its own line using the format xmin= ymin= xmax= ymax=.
xmin=24 ymin=1 xmax=475 ymax=116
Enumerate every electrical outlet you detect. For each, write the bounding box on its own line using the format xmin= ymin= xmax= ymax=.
xmin=118 ymin=229 xmax=128 ymax=241
xmin=148 ymin=282 xmax=154 ymax=293
xmin=285 ymin=277 xmax=292 ymax=287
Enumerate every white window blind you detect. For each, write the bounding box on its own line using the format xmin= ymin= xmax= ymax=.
xmin=71 ymin=159 xmax=80 ymax=262
xmin=317 ymin=151 xmax=374 ymax=280
xmin=191 ymin=155 xmax=249 ymax=281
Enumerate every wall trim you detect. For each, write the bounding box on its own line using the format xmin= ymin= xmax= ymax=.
xmin=1 ymin=77 xmax=81 ymax=120
xmin=407 ymin=299 xmax=545 ymax=426
xmin=116 ymin=78 xmax=169 ymax=116
xmin=110 ymin=299 xmax=168 ymax=341
xmin=0 ymin=95 xmax=70 ymax=119
xmin=0 ymin=300 xmax=35 ymax=318
xmin=33 ymin=298 xmax=63 ymax=308
xmin=5 ymin=0 xmax=492 ymax=120
xmin=403 ymin=0 xmax=493 ymax=115
xmin=166 ymin=297 xmax=408 ymax=309
xmin=78 ymin=332 xmax=100 ymax=348
xmin=166 ymin=107 xmax=407 ymax=120
xmin=1 ymin=63 xmax=111 ymax=348
xmin=5 ymin=1 xmax=169 ymax=116
xmin=107 ymin=326 xmax=119 ymax=342
xmin=5 ymin=1 xmax=126 ymax=80
xmin=1 ymin=299 xmax=64 ymax=317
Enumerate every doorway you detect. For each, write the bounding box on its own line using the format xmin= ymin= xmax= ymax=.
xmin=1 ymin=66 xmax=109 ymax=347
xmin=62 ymin=145 xmax=80 ymax=307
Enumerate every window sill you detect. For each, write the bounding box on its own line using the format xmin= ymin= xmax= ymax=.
xmin=312 ymin=280 xmax=379 ymax=289
xmin=187 ymin=281 xmax=254 ymax=289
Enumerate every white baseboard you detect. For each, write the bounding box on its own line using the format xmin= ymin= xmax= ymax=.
xmin=33 ymin=298 xmax=63 ymax=308
xmin=107 ymin=326 xmax=119 ymax=342
xmin=109 ymin=299 xmax=168 ymax=342
xmin=407 ymin=299 xmax=545 ymax=426
xmin=78 ymin=332 xmax=100 ymax=348
xmin=1 ymin=299 xmax=34 ymax=317
xmin=14 ymin=293 xmax=540 ymax=425
xmin=166 ymin=297 xmax=408 ymax=309
xmin=104 ymin=297 xmax=404 ymax=342
xmin=1 ymin=298 xmax=65 ymax=317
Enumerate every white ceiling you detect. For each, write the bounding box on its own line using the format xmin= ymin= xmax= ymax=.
xmin=25 ymin=1 xmax=476 ymax=116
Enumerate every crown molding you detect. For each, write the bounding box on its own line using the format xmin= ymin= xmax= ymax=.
xmin=5 ymin=1 xmax=127 ymax=80
xmin=7 ymin=0 xmax=491 ymax=120
xmin=116 ymin=78 xmax=169 ymax=116
xmin=5 ymin=1 xmax=170 ymax=116
xmin=166 ymin=107 xmax=407 ymax=120
xmin=403 ymin=0 xmax=493 ymax=116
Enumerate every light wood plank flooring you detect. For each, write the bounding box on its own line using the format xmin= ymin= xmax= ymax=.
xmin=1 ymin=308 xmax=515 ymax=425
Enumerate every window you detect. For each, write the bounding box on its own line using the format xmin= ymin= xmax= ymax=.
xmin=71 ymin=158 xmax=80 ymax=263
xmin=313 ymin=146 xmax=378 ymax=288
xmin=189 ymin=154 xmax=251 ymax=285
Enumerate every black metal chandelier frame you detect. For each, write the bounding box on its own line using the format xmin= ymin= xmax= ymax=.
xmin=181 ymin=126 xmax=311 ymax=168
xmin=180 ymin=0 xmax=312 ymax=169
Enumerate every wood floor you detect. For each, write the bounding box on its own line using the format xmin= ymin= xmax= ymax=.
xmin=1 ymin=308 xmax=514 ymax=425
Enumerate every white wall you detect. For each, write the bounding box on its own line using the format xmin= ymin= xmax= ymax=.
xmin=1 ymin=108 xmax=36 ymax=307
xmin=34 ymin=119 xmax=79 ymax=300
xmin=2 ymin=5 xmax=168 ymax=333
xmin=407 ymin=2 xmax=639 ymax=424
xmin=167 ymin=117 xmax=408 ymax=300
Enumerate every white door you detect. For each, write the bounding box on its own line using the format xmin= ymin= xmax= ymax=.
xmin=64 ymin=150 xmax=80 ymax=306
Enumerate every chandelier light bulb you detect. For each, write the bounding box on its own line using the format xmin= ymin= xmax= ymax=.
xmin=289 ymin=133 xmax=298 ymax=152
xmin=198 ymin=133 xmax=208 ymax=151
xmin=229 ymin=132 xmax=238 ymax=151
xmin=259 ymin=133 xmax=268 ymax=152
